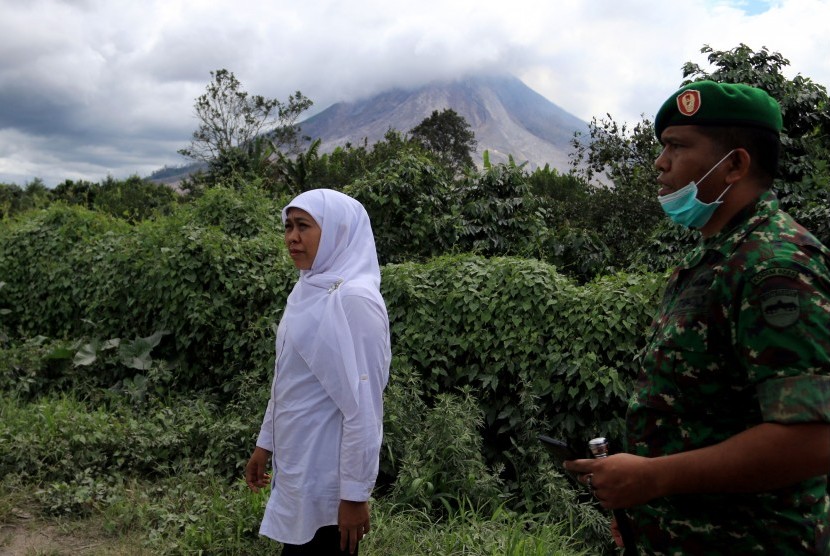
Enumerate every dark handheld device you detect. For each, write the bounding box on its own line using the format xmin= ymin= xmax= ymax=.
xmin=538 ymin=434 xmax=581 ymax=485
xmin=538 ymin=435 xmax=578 ymax=466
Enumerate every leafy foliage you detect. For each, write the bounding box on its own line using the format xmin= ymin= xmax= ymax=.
xmin=0 ymin=394 xmax=252 ymax=484
xmin=409 ymin=108 xmax=477 ymax=176
xmin=681 ymin=44 xmax=830 ymax=204
xmin=455 ymin=163 xmax=546 ymax=258
xmin=388 ymin=379 xmax=504 ymax=514
xmin=528 ymin=164 xmax=590 ymax=217
xmin=188 ymin=184 xmax=285 ymax=237
xmin=268 ymin=138 xmax=323 ymax=195
xmin=195 ymin=140 xmax=273 ymax=192
xmin=305 ymin=140 xmax=374 ymax=190
xmin=345 ymin=144 xmax=457 ymax=263
xmin=670 ymin=44 xmax=830 ymax=249
xmin=50 ymin=178 xmax=98 ymax=206
xmin=382 ymin=255 xmax=663 ymax=486
xmin=0 ymin=179 xmax=50 ymax=218
xmin=0 ymin=199 xmax=289 ymax=394
xmin=178 ymin=69 xmax=312 ymax=163
xmin=0 ymin=197 xmax=663 ymax=518
xmin=538 ymin=227 xmax=612 ymax=283
xmin=176 ymin=69 xmax=314 ymax=194
xmin=365 ymin=498 xmax=601 ymax=556
xmin=569 ymin=116 xmax=664 ymax=268
xmin=91 ymin=175 xmax=179 ymax=222
xmin=2 ymin=176 xmax=178 ymax=222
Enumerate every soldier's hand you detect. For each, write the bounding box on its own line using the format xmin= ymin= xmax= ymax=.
xmin=565 ymin=453 xmax=658 ymax=509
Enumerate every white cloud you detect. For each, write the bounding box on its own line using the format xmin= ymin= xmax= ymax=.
xmin=0 ymin=0 xmax=828 ymax=185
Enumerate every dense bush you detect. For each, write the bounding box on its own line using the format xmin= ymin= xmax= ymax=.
xmin=0 ymin=394 xmax=254 ymax=486
xmin=0 ymin=196 xmax=662 ymax=400
xmin=345 ymin=147 xmax=458 ymax=264
xmin=0 ymin=348 xmax=611 ymax=550
xmin=385 ymin=370 xmax=504 ymax=513
xmin=0 ymin=196 xmax=292 ymax=393
xmin=455 ymin=163 xmax=546 ymax=258
xmin=0 ymin=200 xmax=663 ymax=522
xmin=383 ymin=255 xmax=663 ymax=486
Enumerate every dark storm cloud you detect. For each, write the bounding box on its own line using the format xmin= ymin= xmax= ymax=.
xmin=0 ymin=87 xmax=78 ymax=136
xmin=0 ymin=0 xmax=827 ymax=186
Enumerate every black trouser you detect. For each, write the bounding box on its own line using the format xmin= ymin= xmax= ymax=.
xmin=281 ymin=525 xmax=359 ymax=555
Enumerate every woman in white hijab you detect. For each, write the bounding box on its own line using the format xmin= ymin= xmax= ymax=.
xmin=245 ymin=189 xmax=391 ymax=555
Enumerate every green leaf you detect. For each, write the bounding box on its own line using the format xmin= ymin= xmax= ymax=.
xmin=74 ymin=343 xmax=98 ymax=366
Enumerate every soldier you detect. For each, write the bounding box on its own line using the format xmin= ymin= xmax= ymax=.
xmin=566 ymin=81 xmax=830 ymax=554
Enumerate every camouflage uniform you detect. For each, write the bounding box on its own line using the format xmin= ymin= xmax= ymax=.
xmin=625 ymin=191 xmax=830 ymax=555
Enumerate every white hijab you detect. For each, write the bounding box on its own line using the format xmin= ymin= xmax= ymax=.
xmin=280 ymin=189 xmax=386 ymax=420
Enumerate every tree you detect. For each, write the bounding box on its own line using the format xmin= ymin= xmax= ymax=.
xmin=455 ymin=163 xmax=545 ymax=258
xmin=0 ymin=182 xmax=24 ymax=219
xmin=271 ymin=139 xmax=322 ymax=195
xmin=178 ymin=69 xmax=312 ymax=164
xmin=678 ymin=44 xmax=830 ymax=249
xmin=93 ymin=175 xmax=178 ymax=222
xmin=681 ymin=44 xmax=830 ymax=209
xmin=528 ymin=163 xmax=590 ymax=209
xmin=20 ymin=178 xmax=51 ymax=212
xmin=569 ymin=116 xmax=664 ymax=268
xmin=344 ymin=141 xmax=458 ymax=264
xmin=195 ymin=136 xmax=275 ymax=192
xmin=306 ymin=130 xmax=430 ymax=191
xmin=307 ymin=141 xmax=372 ymax=190
xmin=568 ymin=44 xmax=830 ymax=272
xmin=52 ymin=179 xmax=98 ymax=208
xmin=410 ymin=109 xmax=477 ymax=176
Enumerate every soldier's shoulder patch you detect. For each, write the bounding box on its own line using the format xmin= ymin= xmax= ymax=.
xmin=759 ymin=288 xmax=800 ymax=328
xmin=750 ymin=267 xmax=800 ymax=286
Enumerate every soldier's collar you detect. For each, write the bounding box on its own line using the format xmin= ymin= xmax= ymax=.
xmin=679 ymin=191 xmax=779 ymax=268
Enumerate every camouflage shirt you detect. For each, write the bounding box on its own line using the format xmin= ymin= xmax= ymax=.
xmin=625 ymin=191 xmax=830 ymax=555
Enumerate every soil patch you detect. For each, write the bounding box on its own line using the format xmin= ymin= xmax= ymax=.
xmin=1 ymin=523 xmax=99 ymax=555
xmin=0 ymin=513 xmax=143 ymax=556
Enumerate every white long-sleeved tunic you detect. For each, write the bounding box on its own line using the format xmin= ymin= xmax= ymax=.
xmin=256 ymin=293 xmax=390 ymax=545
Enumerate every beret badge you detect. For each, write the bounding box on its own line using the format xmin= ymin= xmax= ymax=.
xmin=677 ymin=90 xmax=701 ymax=117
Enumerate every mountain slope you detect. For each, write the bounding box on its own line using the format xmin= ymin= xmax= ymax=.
xmin=299 ymin=74 xmax=587 ymax=170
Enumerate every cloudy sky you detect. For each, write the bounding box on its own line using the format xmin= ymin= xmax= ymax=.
xmin=1 ymin=0 xmax=828 ymax=186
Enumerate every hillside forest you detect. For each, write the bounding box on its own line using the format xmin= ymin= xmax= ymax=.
xmin=1 ymin=44 xmax=829 ymax=554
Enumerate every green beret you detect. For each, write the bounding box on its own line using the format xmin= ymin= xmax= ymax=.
xmin=654 ymin=80 xmax=782 ymax=140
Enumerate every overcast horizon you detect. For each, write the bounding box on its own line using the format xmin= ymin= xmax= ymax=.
xmin=2 ymin=0 xmax=829 ymax=187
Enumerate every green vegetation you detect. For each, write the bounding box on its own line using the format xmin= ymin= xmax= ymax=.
xmin=2 ymin=44 xmax=829 ymax=554
xmin=410 ymin=108 xmax=478 ymax=176
xmin=178 ymin=68 xmax=313 ymax=164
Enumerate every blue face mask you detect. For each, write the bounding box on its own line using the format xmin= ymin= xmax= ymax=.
xmin=658 ymin=149 xmax=735 ymax=229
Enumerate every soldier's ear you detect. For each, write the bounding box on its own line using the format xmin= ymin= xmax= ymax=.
xmin=725 ymin=148 xmax=751 ymax=184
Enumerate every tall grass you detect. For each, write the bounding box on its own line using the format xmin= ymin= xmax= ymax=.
xmin=364 ymin=498 xmax=597 ymax=555
xmin=0 ymin=368 xmax=613 ymax=555
xmin=1 ymin=471 xmax=603 ymax=555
